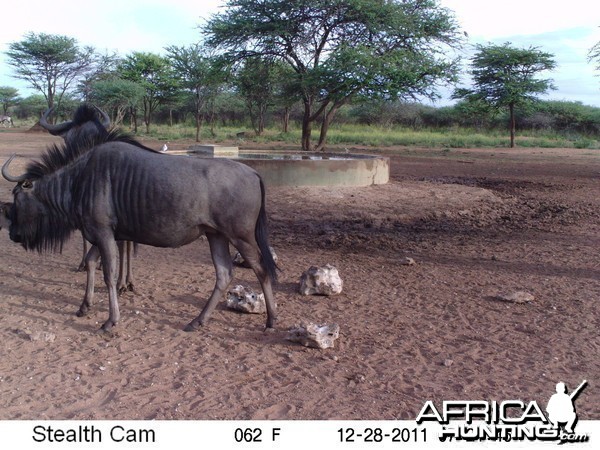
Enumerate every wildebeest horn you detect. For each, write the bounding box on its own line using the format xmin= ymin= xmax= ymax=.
xmin=94 ymin=106 xmax=111 ymax=128
xmin=2 ymin=154 xmax=28 ymax=183
xmin=39 ymin=108 xmax=73 ymax=135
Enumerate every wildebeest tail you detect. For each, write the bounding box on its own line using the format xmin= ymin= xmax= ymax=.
xmin=256 ymin=177 xmax=279 ymax=283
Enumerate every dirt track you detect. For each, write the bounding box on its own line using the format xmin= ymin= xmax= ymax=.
xmin=0 ymin=129 xmax=598 ymax=420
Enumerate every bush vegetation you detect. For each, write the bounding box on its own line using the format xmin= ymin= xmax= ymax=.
xmin=134 ymin=98 xmax=600 ymax=149
xmin=4 ymin=93 xmax=600 ymax=149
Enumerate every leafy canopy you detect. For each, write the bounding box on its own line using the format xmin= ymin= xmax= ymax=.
xmin=5 ymin=32 xmax=96 ymax=108
xmin=205 ymin=0 xmax=463 ymax=149
xmin=207 ymin=0 xmax=461 ymax=99
xmin=454 ymin=42 xmax=556 ymax=108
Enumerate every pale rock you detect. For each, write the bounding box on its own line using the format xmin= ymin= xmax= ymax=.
xmin=496 ymin=291 xmax=535 ymax=304
xmin=226 ymin=285 xmax=266 ymax=314
xmin=30 ymin=331 xmax=56 ymax=342
xmin=233 ymin=246 xmax=278 ymax=268
xmin=286 ymin=322 xmax=340 ymax=349
xmin=299 ymin=264 xmax=343 ymax=295
xmin=17 ymin=329 xmax=56 ymax=343
xmin=400 ymin=257 xmax=415 ymax=266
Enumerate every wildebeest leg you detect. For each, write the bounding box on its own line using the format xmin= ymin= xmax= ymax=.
xmin=125 ymin=241 xmax=135 ymax=292
xmin=77 ymin=245 xmax=100 ymax=317
xmin=78 ymin=235 xmax=88 ymax=271
xmin=117 ymin=241 xmax=135 ymax=294
xmin=233 ymin=239 xmax=277 ymax=329
xmin=184 ymin=232 xmax=232 ymax=331
xmin=97 ymin=238 xmax=120 ymax=331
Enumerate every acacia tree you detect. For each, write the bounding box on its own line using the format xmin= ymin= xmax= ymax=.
xmin=453 ymin=43 xmax=556 ymax=148
xmin=589 ymin=41 xmax=600 ymax=77
xmin=118 ymin=52 xmax=180 ymax=133
xmin=89 ymin=78 xmax=145 ymax=126
xmin=0 ymin=87 xmax=20 ymax=114
xmin=165 ymin=44 xmax=224 ymax=141
xmin=235 ymin=57 xmax=289 ymax=135
xmin=5 ymin=32 xmax=96 ymax=112
xmin=205 ymin=0 xmax=463 ymax=151
xmin=77 ymin=51 xmax=122 ymax=102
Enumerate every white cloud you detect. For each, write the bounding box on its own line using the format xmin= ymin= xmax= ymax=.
xmin=2 ymin=0 xmax=600 ymax=106
xmin=441 ymin=0 xmax=600 ymax=39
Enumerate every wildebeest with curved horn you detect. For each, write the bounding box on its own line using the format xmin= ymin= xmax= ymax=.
xmin=39 ymin=104 xmax=136 ymax=293
xmin=39 ymin=104 xmax=110 ymax=141
xmin=2 ymin=129 xmax=278 ymax=332
xmin=0 ymin=115 xmax=14 ymax=127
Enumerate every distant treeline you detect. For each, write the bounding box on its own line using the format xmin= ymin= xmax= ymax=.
xmin=9 ymin=94 xmax=600 ymax=138
xmin=339 ymin=99 xmax=600 ymax=136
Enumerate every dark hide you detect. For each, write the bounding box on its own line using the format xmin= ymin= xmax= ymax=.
xmin=4 ymin=130 xmax=278 ymax=332
xmin=0 ymin=202 xmax=10 ymax=230
xmin=39 ymin=104 xmax=137 ymax=292
xmin=40 ymin=104 xmax=110 ymax=142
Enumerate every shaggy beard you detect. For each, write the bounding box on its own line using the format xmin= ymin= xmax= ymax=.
xmin=18 ymin=213 xmax=74 ymax=253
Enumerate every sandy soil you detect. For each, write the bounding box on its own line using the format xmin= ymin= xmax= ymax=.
xmin=0 ymin=128 xmax=598 ymax=420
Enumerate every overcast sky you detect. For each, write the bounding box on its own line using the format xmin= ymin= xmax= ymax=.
xmin=1 ymin=0 xmax=599 ymax=107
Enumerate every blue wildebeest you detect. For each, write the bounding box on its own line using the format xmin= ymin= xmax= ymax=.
xmin=40 ymin=104 xmax=136 ymax=293
xmin=0 ymin=202 xmax=10 ymax=230
xmin=2 ymin=129 xmax=278 ymax=332
xmin=0 ymin=115 xmax=14 ymax=127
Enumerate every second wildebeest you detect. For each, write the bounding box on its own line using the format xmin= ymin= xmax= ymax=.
xmin=40 ymin=104 xmax=136 ymax=292
xmin=2 ymin=129 xmax=278 ymax=332
xmin=0 ymin=202 xmax=10 ymax=230
xmin=0 ymin=115 xmax=14 ymax=127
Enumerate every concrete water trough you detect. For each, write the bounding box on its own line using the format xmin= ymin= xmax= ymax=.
xmin=177 ymin=145 xmax=389 ymax=187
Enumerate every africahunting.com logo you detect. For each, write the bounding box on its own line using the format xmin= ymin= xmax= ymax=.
xmin=416 ymin=380 xmax=589 ymax=444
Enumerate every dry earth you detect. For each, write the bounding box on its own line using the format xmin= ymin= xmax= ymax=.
xmin=0 ymin=128 xmax=598 ymax=420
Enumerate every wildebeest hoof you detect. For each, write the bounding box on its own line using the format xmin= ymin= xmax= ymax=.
xmin=118 ymin=282 xmax=135 ymax=295
xmin=100 ymin=320 xmax=117 ymax=332
xmin=76 ymin=307 xmax=89 ymax=317
xmin=183 ymin=321 xmax=203 ymax=332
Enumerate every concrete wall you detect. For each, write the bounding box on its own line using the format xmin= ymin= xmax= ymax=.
xmin=238 ymin=154 xmax=389 ymax=187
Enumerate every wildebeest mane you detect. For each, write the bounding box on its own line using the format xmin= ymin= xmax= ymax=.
xmin=72 ymin=104 xmax=102 ymax=126
xmin=24 ymin=129 xmax=157 ymax=180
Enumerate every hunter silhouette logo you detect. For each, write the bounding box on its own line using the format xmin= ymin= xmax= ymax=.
xmin=417 ymin=379 xmax=590 ymax=443
xmin=546 ymin=380 xmax=587 ymax=435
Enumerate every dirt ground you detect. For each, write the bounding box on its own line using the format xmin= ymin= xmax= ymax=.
xmin=0 ymin=128 xmax=598 ymax=420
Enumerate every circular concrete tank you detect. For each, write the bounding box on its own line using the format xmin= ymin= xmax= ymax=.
xmin=233 ymin=151 xmax=389 ymax=187
xmin=180 ymin=147 xmax=389 ymax=187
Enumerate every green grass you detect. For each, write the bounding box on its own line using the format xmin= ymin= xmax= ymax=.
xmin=318 ymin=124 xmax=600 ymax=149
xmin=27 ymin=119 xmax=599 ymax=150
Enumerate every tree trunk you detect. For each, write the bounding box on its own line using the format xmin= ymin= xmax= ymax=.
xmin=195 ymin=112 xmax=203 ymax=142
xmin=301 ymin=98 xmax=313 ymax=151
xmin=282 ymin=107 xmax=290 ymax=133
xmin=115 ymin=107 xmax=126 ymax=126
xmin=195 ymin=90 xmax=204 ymax=142
xmin=209 ymin=100 xmax=216 ymax=137
xmin=315 ymin=101 xmax=344 ymax=152
xmin=258 ymin=104 xmax=266 ymax=136
xmin=130 ymin=107 xmax=138 ymax=133
xmin=248 ymin=103 xmax=258 ymax=135
xmin=509 ymin=103 xmax=516 ymax=148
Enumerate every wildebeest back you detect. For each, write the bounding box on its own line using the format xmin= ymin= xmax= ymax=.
xmin=73 ymin=143 xmax=265 ymax=249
